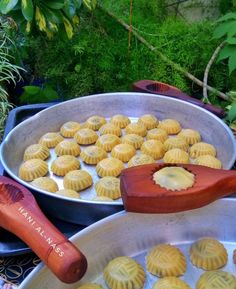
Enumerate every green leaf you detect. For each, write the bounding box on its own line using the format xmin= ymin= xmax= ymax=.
xmin=20 ymin=85 xmax=59 ymax=104
xmin=227 ymin=22 xmax=236 ymax=38
xmin=213 ymin=21 xmax=236 ymax=39
xmin=41 ymin=4 xmax=63 ymax=23
xmin=0 ymin=0 xmax=18 ymax=14
xmin=217 ymin=45 xmax=236 ymax=62
xmin=226 ymin=37 xmax=236 ymax=45
xmin=23 ymin=86 xmax=41 ymax=95
xmin=41 ymin=84 xmax=59 ymax=102
xmin=12 ymin=1 xmax=20 ymax=10
xmin=21 ymin=0 xmax=34 ymax=21
xmin=216 ymin=12 xmax=236 ymax=22
xmin=73 ymin=0 xmax=82 ymax=9
xmin=227 ymin=100 xmax=236 ymax=122
xmin=63 ymin=16 xmax=73 ymax=38
xmin=20 ymin=86 xmax=41 ymax=103
xmin=63 ymin=0 xmax=76 ymax=19
xmin=83 ymin=0 xmax=96 ymax=10
xmin=229 ymin=53 xmax=236 ymax=75
xmin=44 ymin=0 xmax=65 ymax=9
xmin=216 ymin=12 xmax=236 ymax=23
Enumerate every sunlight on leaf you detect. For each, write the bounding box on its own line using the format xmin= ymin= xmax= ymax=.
xmin=35 ymin=6 xmax=46 ymax=31
xmin=0 ymin=0 xmax=18 ymax=14
xmin=83 ymin=0 xmax=96 ymax=10
xmin=63 ymin=16 xmax=73 ymax=39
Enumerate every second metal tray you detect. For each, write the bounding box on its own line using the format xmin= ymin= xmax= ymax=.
xmin=20 ymin=198 xmax=236 ymax=289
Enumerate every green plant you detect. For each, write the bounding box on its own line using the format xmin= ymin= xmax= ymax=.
xmin=0 ymin=0 xmax=97 ymax=39
xmin=18 ymin=6 xmax=229 ymax=106
xmin=20 ymin=83 xmax=59 ymax=104
xmin=0 ymin=18 xmax=22 ymax=100
xmin=213 ymin=12 xmax=236 ymax=75
xmin=0 ymin=16 xmax=23 ymax=141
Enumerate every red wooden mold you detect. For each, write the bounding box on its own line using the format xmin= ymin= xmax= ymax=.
xmin=120 ymin=163 xmax=236 ymax=213
xmin=0 ymin=176 xmax=87 ymax=284
xmin=133 ymin=80 xmax=225 ymax=118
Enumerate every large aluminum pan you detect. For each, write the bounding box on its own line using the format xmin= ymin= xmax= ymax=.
xmin=19 ymin=198 xmax=236 ymax=289
xmin=1 ymin=92 xmax=236 ymax=225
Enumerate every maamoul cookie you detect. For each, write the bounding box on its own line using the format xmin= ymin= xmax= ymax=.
xmin=77 ymin=284 xmax=104 ymax=289
xmin=178 ymin=128 xmax=201 ymax=145
xmin=146 ymin=244 xmax=186 ymax=277
xmin=111 ymin=144 xmax=136 ymax=162
xmin=110 ymin=114 xmax=130 ymax=128
xmin=146 ymin=128 xmax=168 ymax=143
xmin=121 ymin=134 xmax=144 ymax=149
xmin=138 ymin=114 xmax=159 ymax=129
xmin=152 ymin=277 xmax=191 ymax=289
xmin=80 ymin=146 xmax=107 ymax=165
xmin=164 ymin=137 xmax=189 ymax=152
xmin=39 ymin=132 xmax=64 ymax=148
xmin=56 ymin=189 xmax=80 ymax=199
xmin=96 ymin=134 xmax=121 ymax=152
xmin=96 ymin=157 xmax=124 ymax=177
xmin=85 ymin=115 xmax=106 ymax=130
xmin=190 ymin=142 xmax=217 ymax=158
xmin=19 ymin=159 xmax=48 ymax=181
xmin=189 ymin=237 xmax=228 ymax=270
xmin=153 ymin=166 xmax=195 ymax=191
xmin=128 ymin=154 xmax=155 ymax=167
xmin=23 ymin=144 xmax=50 ymax=161
xmin=196 ymin=270 xmax=236 ymax=289
xmin=31 ymin=177 xmax=58 ymax=192
xmin=163 ymin=148 xmax=189 ymax=164
xmin=55 ymin=140 xmax=81 ymax=157
xmin=74 ymin=128 xmax=98 ymax=145
xmin=60 ymin=121 xmax=80 ymax=137
xmin=104 ymin=256 xmax=146 ymax=289
xmin=125 ymin=122 xmax=147 ymax=137
xmin=92 ymin=196 xmax=113 ymax=202
xmin=63 ymin=170 xmax=93 ymax=191
xmin=141 ymin=140 xmax=165 ymax=160
xmin=95 ymin=177 xmax=121 ymax=199
xmin=195 ymin=155 xmax=222 ymax=169
xmin=99 ymin=123 xmax=122 ymax=137
xmin=51 ymin=155 xmax=80 ymax=176
xmin=158 ymin=119 xmax=181 ymax=134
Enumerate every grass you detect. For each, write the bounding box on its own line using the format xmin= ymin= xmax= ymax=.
xmin=0 ymin=17 xmax=23 ymax=141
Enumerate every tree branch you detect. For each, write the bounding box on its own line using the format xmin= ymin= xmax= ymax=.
xmin=203 ymin=41 xmax=225 ymax=103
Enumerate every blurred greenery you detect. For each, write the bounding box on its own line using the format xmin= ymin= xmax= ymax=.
xmin=0 ymin=16 xmax=23 ymax=141
xmin=17 ymin=3 xmax=229 ymax=108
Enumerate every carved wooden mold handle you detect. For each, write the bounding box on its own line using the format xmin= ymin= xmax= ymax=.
xmin=0 ymin=176 xmax=87 ymax=283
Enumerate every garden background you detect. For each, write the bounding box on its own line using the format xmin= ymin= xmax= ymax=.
xmin=1 ymin=0 xmax=236 ymax=140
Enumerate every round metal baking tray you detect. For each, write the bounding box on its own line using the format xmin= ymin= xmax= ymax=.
xmin=1 ymin=92 xmax=235 ymax=225
xmin=19 ymin=198 xmax=236 ymax=289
